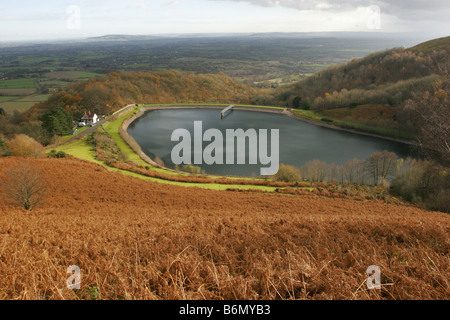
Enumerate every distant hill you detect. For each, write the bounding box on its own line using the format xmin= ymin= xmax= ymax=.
xmin=24 ymin=70 xmax=258 ymax=121
xmin=84 ymin=34 xmax=160 ymax=42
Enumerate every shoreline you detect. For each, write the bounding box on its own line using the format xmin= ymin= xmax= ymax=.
xmin=128 ymin=104 xmax=418 ymax=147
xmin=120 ymin=107 xmax=159 ymax=167
xmin=120 ymin=104 xmax=419 ymax=175
xmin=286 ymin=110 xmax=419 ymax=147
xmin=120 ymin=104 xmax=289 ymax=172
xmin=121 ymin=105 xmax=418 ymax=171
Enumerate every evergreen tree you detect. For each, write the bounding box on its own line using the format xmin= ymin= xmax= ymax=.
xmin=41 ymin=107 xmax=73 ymax=136
xmin=293 ymin=96 xmax=310 ymax=110
xmin=292 ymin=96 xmax=302 ymax=109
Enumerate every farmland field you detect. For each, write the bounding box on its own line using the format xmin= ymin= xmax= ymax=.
xmin=0 ymin=88 xmax=36 ymax=96
xmin=0 ymin=34 xmax=421 ymax=116
xmin=0 ymin=78 xmax=35 ymax=89
xmin=0 ymin=156 xmax=448 ymax=300
xmin=0 ymin=94 xmax=51 ymax=114
xmin=0 ymin=34 xmax=418 ymax=90
xmin=0 ymin=96 xmax=16 ymax=102
xmin=39 ymin=71 xmax=102 ymax=91
xmin=0 ymin=70 xmax=99 ymax=113
xmin=42 ymin=71 xmax=101 ymax=80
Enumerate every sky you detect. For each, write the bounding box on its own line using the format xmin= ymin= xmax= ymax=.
xmin=0 ymin=0 xmax=449 ymax=42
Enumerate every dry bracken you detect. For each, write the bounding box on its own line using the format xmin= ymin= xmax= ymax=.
xmin=0 ymin=157 xmax=448 ymax=300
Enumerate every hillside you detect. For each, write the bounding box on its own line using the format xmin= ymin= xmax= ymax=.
xmin=272 ymin=36 xmax=449 ymax=157
xmin=0 ymin=156 xmax=448 ymax=300
xmin=23 ymin=70 xmax=258 ymax=121
xmin=274 ymin=36 xmax=449 ymax=109
xmin=409 ymin=36 xmax=450 ymax=55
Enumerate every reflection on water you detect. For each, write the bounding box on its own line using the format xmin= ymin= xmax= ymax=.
xmin=127 ymin=109 xmax=415 ymax=177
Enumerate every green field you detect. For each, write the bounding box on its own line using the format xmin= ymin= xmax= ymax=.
xmin=0 ymin=78 xmax=35 ymax=89
xmin=60 ymin=126 xmax=90 ymax=142
xmin=40 ymin=71 xmax=101 ymax=91
xmin=0 ymin=94 xmax=51 ymax=113
xmin=0 ymin=96 xmax=16 ymax=102
xmin=43 ymin=71 xmax=101 ymax=80
xmin=103 ymin=108 xmax=149 ymax=167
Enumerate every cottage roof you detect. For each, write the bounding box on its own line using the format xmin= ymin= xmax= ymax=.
xmin=80 ymin=111 xmax=97 ymax=121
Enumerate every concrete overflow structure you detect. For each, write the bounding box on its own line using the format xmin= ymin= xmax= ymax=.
xmin=221 ymin=104 xmax=234 ymax=119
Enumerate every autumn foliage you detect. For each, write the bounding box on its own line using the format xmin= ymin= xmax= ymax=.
xmin=0 ymin=157 xmax=448 ymax=300
xmin=25 ymin=71 xmax=258 ymax=122
xmin=6 ymin=134 xmax=45 ymax=158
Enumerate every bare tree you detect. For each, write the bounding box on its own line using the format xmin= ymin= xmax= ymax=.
xmin=344 ymin=158 xmax=366 ymax=185
xmin=0 ymin=162 xmax=47 ymax=211
xmin=403 ymin=61 xmax=450 ymax=164
xmin=301 ymin=159 xmax=328 ymax=182
xmin=365 ymin=151 xmax=398 ymax=185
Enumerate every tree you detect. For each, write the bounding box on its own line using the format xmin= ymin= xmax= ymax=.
xmin=6 ymin=134 xmax=45 ymax=158
xmin=41 ymin=107 xmax=73 ymax=136
xmin=365 ymin=150 xmax=398 ymax=185
xmin=292 ymin=96 xmax=302 ymax=109
xmin=403 ymin=79 xmax=450 ymax=164
xmin=292 ymin=96 xmax=310 ymax=110
xmin=391 ymin=158 xmax=449 ymax=212
xmin=274 ymin=163 xmax=302 ymax=182
xmin=343 ymin=158 xmax=366 ymax=185
xmin=302 ymin=159 xmax=328 ymax=182
xmin=0 ymin=162 xmax=47 ymax=211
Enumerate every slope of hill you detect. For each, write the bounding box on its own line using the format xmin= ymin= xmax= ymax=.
xmin=0 ymin=156 xmax=448 ymax=300
xmin=275 ymin=36 xmax=449 ymax=109
xmin=23 ymin=70 xmax=258 ymax=121
xmin=409 ymin=36 xmax=450 ymax=55
xmin=271 ymin=36 xmax=449 ymax=149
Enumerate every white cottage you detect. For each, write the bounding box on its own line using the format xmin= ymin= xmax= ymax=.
xmin=81 ymin=111 xmax=98 ymax=124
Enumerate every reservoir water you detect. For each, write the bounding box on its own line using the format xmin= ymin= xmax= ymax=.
xmin=127 ymin=108 xmax=415 ymax=177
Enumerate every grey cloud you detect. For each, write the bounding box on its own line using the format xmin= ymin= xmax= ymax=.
xmin=211 ymin=0 xmax=450 ymax=19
